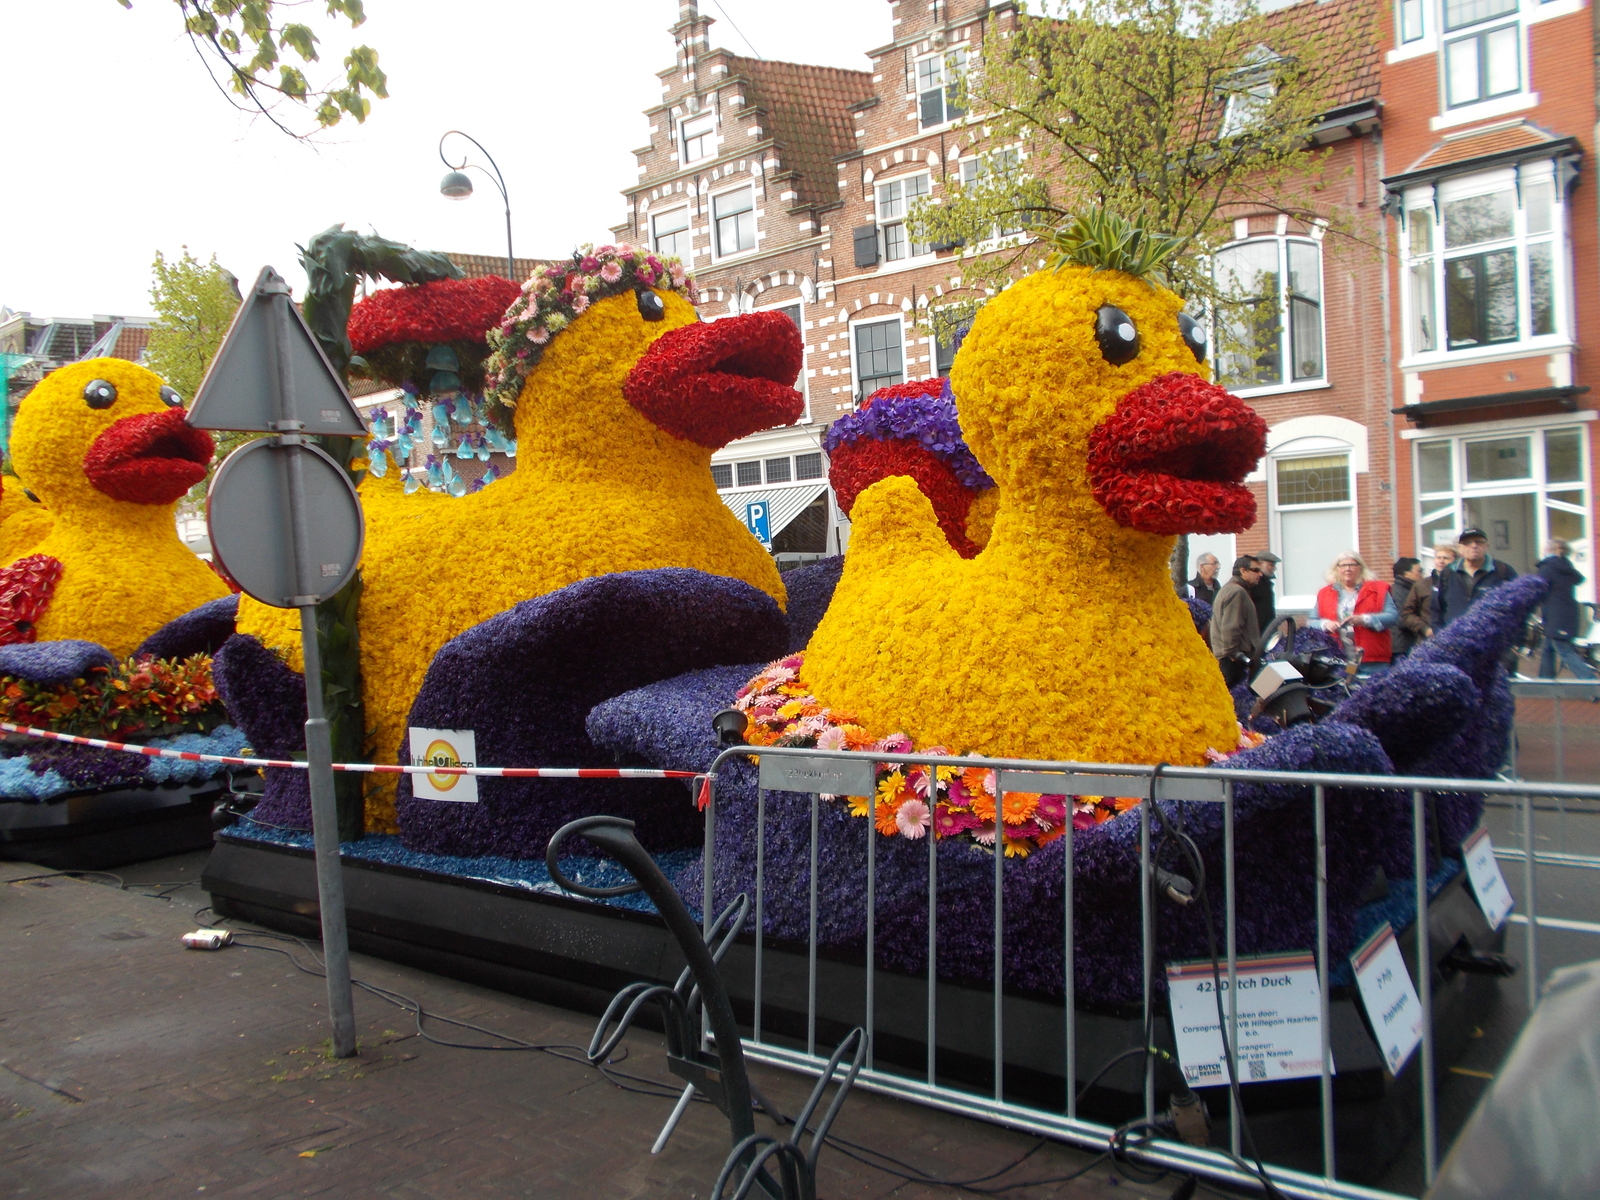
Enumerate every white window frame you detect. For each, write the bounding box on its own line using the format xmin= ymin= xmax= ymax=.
xmin=651 ymin=205 xmax=692 ymax=262
xmin=958 ymin=146 xmax=1029 ymax=246
xmin=1267 ymin=437 xmax=1359 ymax=610
xmin=1398 ymin=0 xmax=1429 ymax=43
xmin=756 ymin=298 xmax=810 ymax=422
xmin=681 ymin=115 xmax=716 ymax=165
xmin=849 ymin=314 xmax=906 ymax=403
xmin=1212 ymin=235 xmax=1328 ymax=397
xmin=710 ymin=183 xmax=758 ymax=261
xmin=1400 ymin=163 xmax=1568 ymax=365
xmin=1412 ymin=424 xmax=1592 ymax=585
xmin=914 ymin=47 xmax=969 ymax=131
xmin=876 ymin=172 xmax=933 ymax=264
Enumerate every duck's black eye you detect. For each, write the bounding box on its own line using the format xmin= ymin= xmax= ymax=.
xmin=159 ymin=385 xmax=183 ymax=408
xmin=1095 ymin=306 xmax=1140 ymax=365
xmin=1178 ymin=312 xmax=1208 ymax=363
xmin=83 ymin=379 xmax=117 ymax=409
xmin=637 ymin=289 xmax=666 ymax=321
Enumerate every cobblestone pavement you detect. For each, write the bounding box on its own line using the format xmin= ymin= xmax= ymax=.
xmin=1 ymin=856 xmax=1180 ymax=1200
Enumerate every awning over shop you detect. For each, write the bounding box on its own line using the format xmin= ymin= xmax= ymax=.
xmin=719 ymin=482 xmax=828 ymax=538
xmin=1392 ymin=385 xmax=1590 ymax=428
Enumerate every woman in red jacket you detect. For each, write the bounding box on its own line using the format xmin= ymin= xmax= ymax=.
xmin=1311 ymin=551 xmax=1399 ymax=674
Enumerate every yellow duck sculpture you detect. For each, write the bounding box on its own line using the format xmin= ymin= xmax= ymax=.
xmin=801 ymin=239 xmax=1267 ymax=766
xmin=3 ymin=358 xmax=227 ymax=656
xmin=238 ymin=246 xmax=804 ymax=829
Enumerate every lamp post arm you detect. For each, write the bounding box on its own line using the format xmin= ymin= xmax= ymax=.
xmin=439 ymin=130 xmax=515 ymax=281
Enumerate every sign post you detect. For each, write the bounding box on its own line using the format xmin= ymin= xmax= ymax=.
xmin=193 ymin=266 xmax=369 ymax=1058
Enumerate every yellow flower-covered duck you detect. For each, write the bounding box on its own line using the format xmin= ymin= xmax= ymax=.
xmin=237 ymin=245 xmax=804 ymax=829
xmin=802 ymin=218 xmax=1267 ymax=765
xmin=2 ymin=359 xmax=227 ymax=656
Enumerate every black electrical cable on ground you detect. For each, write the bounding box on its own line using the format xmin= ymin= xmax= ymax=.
xmin=197 ymin=905 xmax=1123 ymax=1194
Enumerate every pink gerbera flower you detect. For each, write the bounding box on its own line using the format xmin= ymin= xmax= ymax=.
xmin=580 ymin=255 xmax=600 ymax=272
xmin=896 ymin=798 xmax=931 ymax=839
xmin=817 ymin=726 xmax=847 ymax=751
xmin=881 ymin=733 xmax=912 ymax=755
xmin=1035 ymin=794 xmax=1068 ymax=829
xmin=780 ymin=654 xmax=804 ymax=670
xmin=599 ymin=261 xmax=624 ymax=283
xmin=530 ymin=328 xmax=551 ymax=345
xmin=571 ymin=293 xmax=590 ymax=313
xmin=972 ymin=821 xmax=997 ymax=846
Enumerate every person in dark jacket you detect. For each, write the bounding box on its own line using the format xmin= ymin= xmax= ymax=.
xmin=1390 ymin=557 xmax=1423 ymax=657
xmin=1439 ymin=528 xmax=1517 ymax=627
xmin=1536 ymin=540 xmax=1597 ymax=680
xmin=1210 ymin=556 xmax=1262 ymax=689
xmin=1188 ymin=553 xmax=1221 ymax=606
xmin=1247 ymin=551 xmax=1280 ymax=634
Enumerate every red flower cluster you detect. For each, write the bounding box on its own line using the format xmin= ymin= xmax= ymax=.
xmin=858 ymin=377 xmax=945 ymax=410
xmin=1087 ymin=372 xmax=1266 ymax=535
xmin=829 ymin=439 xmax=981 ymax=557
xmin=623 ymin=311 xmax=804 ymax=448
xmin=0 ymin=555 xmax=63 ymax=646
xmin=348 ymin=276 xmax=522 ymax=354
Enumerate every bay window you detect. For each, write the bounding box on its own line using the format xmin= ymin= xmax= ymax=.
xmin=1213 ymin=236 xmax=1324 ymax=391
xmin=1403 ymin=168 xmax=1562 ymax=359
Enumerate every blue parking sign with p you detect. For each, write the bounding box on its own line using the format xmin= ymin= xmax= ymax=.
xmin=744 ymin=501 xmax=771 ymax=547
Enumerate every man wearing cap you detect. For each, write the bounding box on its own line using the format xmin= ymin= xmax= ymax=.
xmin=1210 ymin=555 xmax=1263 ymax=689
xmin=1439 ymin=528 xmax=1517 ymax=627
xmin=1248 ymin=551 xmax=1281 ymax=633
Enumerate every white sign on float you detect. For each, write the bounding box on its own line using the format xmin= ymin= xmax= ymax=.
xmin=1167 ymin=954 xmax=1329 ymax=1087
xmin=1461 ymin=827 xmax=1515 ymax=930
xmin=1350 ymin=922 xmax=1424 ymax=1076
xmin=408 ymin=727 xmax=479 ymax=803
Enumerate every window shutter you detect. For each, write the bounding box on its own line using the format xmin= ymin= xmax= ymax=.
xmin=930 ymin=236 xmax=965 ymax=253
xmin=853 ymin=225 xmax=881 ymax=268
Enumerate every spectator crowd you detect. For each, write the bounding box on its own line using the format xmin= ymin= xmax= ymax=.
xmin=1192 ymin=528 xmax=1598 ymax=686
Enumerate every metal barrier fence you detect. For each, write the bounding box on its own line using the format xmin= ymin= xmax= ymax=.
xmin=700 ymin=744 xmax=1600 ymax=1200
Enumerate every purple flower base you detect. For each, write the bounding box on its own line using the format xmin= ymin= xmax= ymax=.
xmin=212 ymin=634 xmax=310 ymax=828
xmin=395 ymin=569 xmax=790 ymax=859
xmin=136 ymin=595 xmax=239 ymax=660
xmin=0 ymin=640 xmax=115 ymax=685
xmin=590 ymin=577 xmax=1545 ymax=1005
xmin=782 ymin=557 xmax=844 ymax=652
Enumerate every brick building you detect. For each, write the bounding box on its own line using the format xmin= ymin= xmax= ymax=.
xmin=617 ymin=0 xmax=1598 ymax=615
xmin=1379 ymin=0 xmax=1596 ymax=604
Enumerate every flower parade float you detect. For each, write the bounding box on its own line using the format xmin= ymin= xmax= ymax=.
xmin=200 ymin=227 xmax=1530 ymax=1179
xmin=0 ymin=359 xmax=251 ymax=866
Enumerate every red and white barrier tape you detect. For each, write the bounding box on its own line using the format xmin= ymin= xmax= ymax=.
xmin=0 ymin=721 xmax=700 ymax=781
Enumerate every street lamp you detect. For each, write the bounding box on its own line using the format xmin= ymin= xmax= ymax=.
xmin=438 ymin=130 xmax=515 ymax=281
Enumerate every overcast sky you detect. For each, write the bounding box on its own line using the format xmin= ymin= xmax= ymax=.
xmin=2 ymin=0 xmax=887 ymax=320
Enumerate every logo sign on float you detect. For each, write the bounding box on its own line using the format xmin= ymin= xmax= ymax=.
xmin=408 ymin=727 xmax=478 ymax=803
xmin=1461 ymin=826 xmax=1515 ymax=930
xmin=744 ymin=500 xmax=772 ymax=548
xmin=1166 ymin=953 xmax=1328 ymax=1086
xmin=1350 ymin=922 xmax=1423 ymax=1076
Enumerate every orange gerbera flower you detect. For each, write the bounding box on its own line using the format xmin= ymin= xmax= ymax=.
xmin=969 ymin=792 xmax=996 ymax=822
xmin=1112 ymin=795 xmax=1141 ymax=813
xmin=961 ymin=766 xmax=992 ymax=797
xmin=875 ymin=799 xmax=901 ymax=837
xmin=1001 ymin=792 xmax=1040 ymax=826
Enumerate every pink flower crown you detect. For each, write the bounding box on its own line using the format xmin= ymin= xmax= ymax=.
xmin=483 ymin=243 xmax=699 ymax=408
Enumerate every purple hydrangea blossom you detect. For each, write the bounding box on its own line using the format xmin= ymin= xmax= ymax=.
xmin=0 ymin=640 xmax=115 ymax=685
xmin=135 ymin=595 xmax=239 ymax=660
xmin=212 ymin=633 xmax=312 ymax=829
xmin=822 ymin=379 xmax=995 ymax=491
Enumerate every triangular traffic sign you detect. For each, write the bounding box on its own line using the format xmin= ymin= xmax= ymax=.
xmin=189 ymin=266 xmax=368 ymax=436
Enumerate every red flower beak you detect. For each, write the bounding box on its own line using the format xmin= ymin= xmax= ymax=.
xmin=83 ymin=407 xmax=214 ymax=505
xmin=623 ymin=311 xmax=805 ymax=448
xmin=1087 ymin=372 xmax=1266 ymax=535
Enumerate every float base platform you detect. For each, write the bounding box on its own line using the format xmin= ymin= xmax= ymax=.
xmin=0 ymin=785 xmax=223 ymax=870
xmin=203 ymin=831 xmax=1506 ymax=1185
